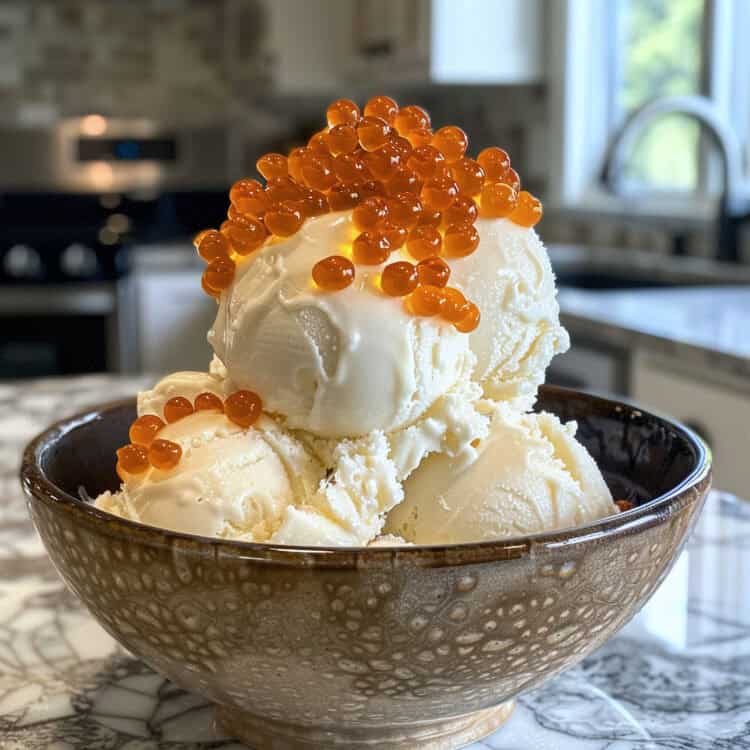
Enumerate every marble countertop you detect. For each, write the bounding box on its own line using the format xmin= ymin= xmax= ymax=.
xmin=3 ymin=375 xmax=750 ymax=750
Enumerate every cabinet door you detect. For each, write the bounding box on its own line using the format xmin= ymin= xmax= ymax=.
xmin=632 ymin=351 xmax=750 ymax=497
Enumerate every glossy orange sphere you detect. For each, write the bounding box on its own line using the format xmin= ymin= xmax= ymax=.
xmin=416 ymin=256 xmax=450 ymax=287
xmin=256 ymin=153 xmax=288 ymax=180
xmin=477 ymin=147 xmax=511 ymax=180
xmin=163 ymin=396 xmax=194 ymax=424
xmin=406 ymin=126 xmax=433 ymax=148
xmin=352 ymin=231 xmax=391 ymax=265
xmin=129 ymin=415 xmax=165 ymax=447
xmin=406 ymin=284 xmax=445 ymax=316
xmin=326 ymin=124 xmax=359 ymax=156
xmin=327 ymin=98 xmax=360 ymax=127
xmin=451 ymin=157 xmax=485 ymax=196
xmin=480 ymin=182 xmax=518 ymax=218
xmin=387 ymin=193 xmax=423 ymax=230
xmin=406 ymin=225 xmax=442 ymax=260
xmin=442 ymin=196 xmax=478 ymax=227
xmin=443 ymin=222 xmax=480 ymax=257
xmin=431 ymin=126 xmax=468 ymax=164
xmin=509 ymin=190 xmax=543 ymax=227
xmin=393 ymin=105 xmax=431 ymax=135
xmin=385 ymin=167 xmax=422 ymax=197
xmin=380 ymin=261 xmax=418 ymax=296
xmin=148 ymin=438 xmax=182 ymax=470
xmin=327 ymin=182 xmax=362 ymax=211
xmin=312 ymin=255 xmax=355 ymax=291
xmin=440 ymin=287 xmax=470 ymax=323
xmin=407 ymin=145 xmax=446 ymax=181
xmin=352 ymin=196 xmax=390 ymax=231
xmin=264 ymin=202 xmax=304 ymax=237
xmin=225 ymin=390 xmax=263 ymax=428
xmin=203 ymin=257 xmax=236 ymax=292
xmin=116 ymin=444 xmax=150 ymax=476
xmin=197 ymin=230 xmax=230 ymax=262
xmin=454 ymin=301 xmax=481 ymax=332
xmin=194 ymin=392 xmax=224 ymax=412
xmin=296 ymin=189 xmax=330 ymax=218
xmin=301 ymin=154 xmax=337 ymax=191
xmin=364 ymin=143 xmax=402 ymax=181
xmin=364 ymin=95 xmax=398 ymax=124
xmin=357 ymin=116 xmax=391 ymax=152
xmin=224 ymin=216 xmax=268 ymax=255
xmin=421 ymin=176 xmax=459 ymax=212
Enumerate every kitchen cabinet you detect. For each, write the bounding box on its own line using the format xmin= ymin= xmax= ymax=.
xmin=631 ymin=350 xmax=749 ymax=497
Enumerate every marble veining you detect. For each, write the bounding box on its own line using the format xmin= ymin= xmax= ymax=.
xmin=2 ymin=375 xmax=749 ymax=749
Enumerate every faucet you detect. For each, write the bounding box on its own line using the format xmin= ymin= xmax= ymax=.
xmin=601 ymin=95 xmax=750 ymax=263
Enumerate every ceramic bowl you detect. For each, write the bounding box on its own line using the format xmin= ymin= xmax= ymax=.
xmin=21 ymin=386 xmax=711 ymax=750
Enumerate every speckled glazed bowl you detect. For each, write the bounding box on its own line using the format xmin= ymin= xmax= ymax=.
xmin=22 ymin=386 xmax=711 ymax=750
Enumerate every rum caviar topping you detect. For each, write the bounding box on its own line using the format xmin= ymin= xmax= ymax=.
xmin=203 ymin=257 xmax=236 ymax=292
xmin=381 ymin=261 xmax=418 ymax=296
xmin=333 ymin=151 xmax=368 ymax=182
xmin=406 ymin=284 xmax=445 ymax=316
xmin=442 ymin=195 xmax=478 ymax=227
xmin=164 ymin=396 xmax=194 ymax=423
xmin=264 ymin=202 xmax=304 ymax=237
xmin=312 ymin=255 xmax=355 ymax=291
xmin=256 ymin=152 xmax=288 ymax=180
xmin=441 ymin=286 xmax=470 ymax=322
xmin=417 ymin=208 xmax=442 ymax=227
xmin=327 ymin=182 xmax=362 ymax=211
xmin=224 ymin=216 xmax=267 ymax=255
xmin=307 ymin=130 xmax=331 ymax=155
xmin=502 ymin=167 xmax=521 ymax=194
xmin=288 ymin=147 xmax=308 ymax=183
xmin=387 ymin=193 xmax=422 ymax=230
xmin=229 ymin=179 xmax=267 ymax=215
xmin=444 ymin=222 xmax=480 ymax=257
xmin=225 ymin=389 xmax=263 ymax=428
xmin=201 ymin=276 xmax=220 ymax=298
xmin=510 ymin=190 xmax=543 ymax=227
xmin=451 ymin=157 xmax=486 ymax=196
xmin=389 ymin=134 xmax=413 ymax=160
xmin=364 ymin=95 xmax=399 ymax=124
xmin=385 ymin=167 xmax=422 ymax=197
xmin=364 ymin=142 xmax=402 ymax=181
xmin=148 ymin=438 xmax=182 ymax=471
xmin=265 ymin=176 xmax=304 ymax=204
xmin=301 ymin=154 xmax=337 ymax=191
xmin=327 ymin=98 xmax=360 ymax=127
xmin=406 ymin=126 xmax=433 ymax=148
xmin=194 ymin=392 xmax=224 ymax=412
xmin=197 ymin=229 xmax=230 ymax=262
xmin=129 ymin=414 xmax=165 ymax=447
xmin=432 ymin=126 xmax=468 ymax=164
xmin=480 ymin=181 xmax=518 ymax=218
xmin=326 ymin=124 xmax=359 ymax=156
xmin=359 ymin=179 xmax=385 ymax=199
xmin=297 ymin=189 xmax=330 ymax=218
xmin=416 ymin=256 xmax=450 ymax=287
xmin=357 ymin=116 xmax=391 ymax=151
xmin=393 ymin=105 xmax=431 ymax=135
xmin=116 ymin=444 xmax=149 ymax=476
xmin=407 ymin=145 xmax=445 ymax=181
xmin=192 ymin=228 xmax=211 ymax=248
xmin=380 ymin=221 xmax=408 ymax=250
xmin=455 ymin=301 xmax=481 ymax=333
xmin=421 ymin=176 xmax=459 ymax=212
xmin=406 ymin=225 xmax=442 ymax=260
xmin=353 ymin=196 xmax=390 ymax=231
xmin=477 ymin=147 xmax=511 ymax=180
xmin=352 ymin=230 xmax=391 ymax=264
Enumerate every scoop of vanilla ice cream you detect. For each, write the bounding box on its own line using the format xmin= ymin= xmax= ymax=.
xmin=385 ymin=407 xmax=615 ymax=544
xmin=208 ymin=212 xmax=474 ymax=438
xmin=448 ymin=219 xmax=569 ymax=410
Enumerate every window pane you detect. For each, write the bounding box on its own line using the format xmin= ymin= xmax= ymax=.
xmin=619 ymin=0 xmax=704 ymax=190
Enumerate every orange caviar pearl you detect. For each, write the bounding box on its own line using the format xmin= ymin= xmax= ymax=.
xmin=265 ymin=176 xmax=304 ymax=204
xmin=225 ymin=390 xmax=263 ymax=428
xmin=353 ymin=230 xmax=391 ymax=264
xmin=116 ymin=444 xmax=149 ymax=476
xmin=296 ymin=189 xmax=330 ymax=218
xmin=256 ymin=153 xmax=288 ymax=180
xmin=499 ymin=166 xmax=521 ymax=194
xmin=364 ymin=95 xmax=398 ymax=124
xmin=421 ymin=176 xmax=459 ymax=211
xmin=333 ymin=151 xmax=368 ymax=182
xmin=444 ymin=222 xmax=480 ymax=257
xmin=454 ymin=301 xmax=481 ymax=333
xmin=381 ymin=261 xmax=418 ymax=296
xmin=352 ymin=196 xmax=390 ymax=231
xmin=406 ymin=284 xmax=445 ymax=316
xmin=417 ymin=208 xmax=442 ymax=227
xmin=194 ymin=392 xmax=224 ymax=412
xmin=312 ymin=255 xmax=355 ymax=291
xmin=477 ymin=147 xmax=511 ymax=180
xmin=358 ymin=179 xmax=385 ymax=199
xmin=510 ymin=190 xmax=543 ymax=227
xmin=327 ymin=124 xmax=358 ymax=156
xmin=380 ymin=221 xmax=408 ymax=250
xmin=129 ymin=415 xmax=165 ymax=447
xmin=357 ymin=116 xmax=391 ymax=151
xmin=327 ymin=98 xmax=360 ymax=127
xmin=407 ymin=225 xmax=442 ymax=260
xmin=192 ymin=228 xmax=211 ymax=248
xmin=229 ymin=179 xmax=267 ymax=215
xmin=407 ymin=145 xmax=446 ymax=181
xmin=224 ymin=216 xmax=267 ymax=255
xmin=288 ymin=147 xmax=308 ymax=183
xmin=441 ymin=287 xmax=470 ymax=322
xmin=389 ymin=134 xmax=413 ymax=160
xmin=393 ymin=105 xmax=430 ymax=135
xmin=307 ymin=130 xmax=331 ymax=155
xmin=264 ymin=202 xmax=304 ymax=237
xmin=203 ymin=257 xmax=236 ymax=292
xmin=442 ymin=196 xmax=478 ymax=227
xmin=385 ymin=167 xmax=422 ymax=197
xmin=301 ymin=154 xmax=337 ymax=191
xmin=480 ymin=182 xmax=518 ymax=218
xmin=387 ymin=194 xmax=422 ymax=230
xmin=431 ymin=126 xmax=468 ymax=163
xmin=327 ymin=182 xmax=362 ymax=211
xmin=201 ymin=276 xmax=220 ymax=298
xmin=197 ymin=230 xmax=230 ymax=262
xmin=416 ymin=256 xmax=450 ymax=287
xmin=364 ymin=143 xmax=402 ymax=181
xmin=148 ymin=438 xmax=182 ymax=471
xmin=164 ymin=396 xmax=194 ymax=423
xmin=406 ymin=126 xmax=433 ymax=148
xmin=451 ymin=157 xmax=485 ymax=196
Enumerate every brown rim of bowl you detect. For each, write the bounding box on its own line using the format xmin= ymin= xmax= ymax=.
xmin=20 ymin=386 xmax=712 ymax=569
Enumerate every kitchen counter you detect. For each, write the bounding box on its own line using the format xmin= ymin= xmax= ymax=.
xmin=2 ymin=375 xmax=750 ymax=749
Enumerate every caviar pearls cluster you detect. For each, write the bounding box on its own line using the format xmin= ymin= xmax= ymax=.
xmin=96 ymin=97 xmax=617 ymax=547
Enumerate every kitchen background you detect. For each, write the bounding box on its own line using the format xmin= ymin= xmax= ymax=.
xmin=0 ymin=0 xmax=748 ymax=494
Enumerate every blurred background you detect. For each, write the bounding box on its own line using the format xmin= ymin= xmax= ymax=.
xmin=0 ymin=0 xmax=747 ymax=492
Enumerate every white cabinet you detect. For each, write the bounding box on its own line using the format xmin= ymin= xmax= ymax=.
xmin=631 ymin=351 xmax=750 ymax=497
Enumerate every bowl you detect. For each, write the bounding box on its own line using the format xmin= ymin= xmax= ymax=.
xmin=21 ymin=386 xmax=711 ymax=750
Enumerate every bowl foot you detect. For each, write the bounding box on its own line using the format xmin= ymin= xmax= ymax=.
xmin=217 ymin=700 xmax=514 ymax=749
